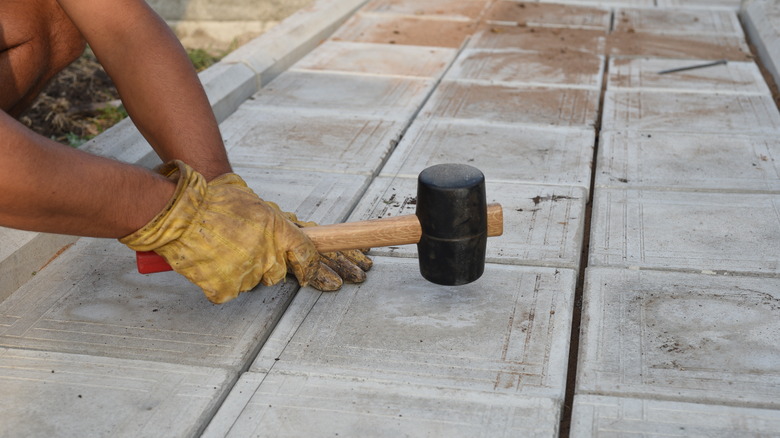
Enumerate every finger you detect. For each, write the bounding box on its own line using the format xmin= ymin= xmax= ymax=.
xmin=321 ymin=252 xmax=367 ymax=283
xmin=308 ymin=261 xmax=343 ymax=291
xmin=341 ymin=249 xmax=373 ymax=272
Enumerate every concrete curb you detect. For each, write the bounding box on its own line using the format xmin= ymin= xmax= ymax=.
xmin=741 ymin=0 xmax=780 ymax=88
xmin=0 ymin=0 xmax=367 ymax=301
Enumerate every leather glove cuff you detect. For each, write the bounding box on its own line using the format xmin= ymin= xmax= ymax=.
xmin=119 ymin=160 xmax=206 ymax=251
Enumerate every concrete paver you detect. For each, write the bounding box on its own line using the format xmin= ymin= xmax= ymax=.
xmin=255 ymin=258 xmax=576 ymax=399
xmin=222 ymin=107 xmax=406 ymax=175
xmin=291 ymin=40 xmax=457 ymax=77
xmin=602 ymin=91 xmax=780 ymax=134
xmin=331 ymin=12 xmax=477 ymax=48
xmin=468 ymin=25 xmax=607 ymax=54
xmin=484 ymin=1 xmax=611 ymax=30
xmin=0 ymin=348 xmax=231 ymax=437
xmin=203 ymin=258 xmax=576 ymax=436
xmin=607 ymin=58 xmax=771 ymax=95
xmin=589 ymin=189 xmax=780 ymax=274
xmin=596 ymin=131 xmax=780 ymax=192
xmin=578 ymin=268 xmax=780 ymax=408
xmin=571 ymin=395 xmax=780 ymax=437
xmin=607 ymin=30 xmax=752 ymax=60
xmin=448 ymin=49 xmax=604 ymax=88
xmin=423 ymin=80 xmax=600 ymax=128
xmin=348 ymin=176 xmax=587 ymax=269
xmin=247 ymin=70 xmax=437 ymax=120
xmin=381 ymin=119 xmax=595 ymax=188
xmin=613 ymin=7 xmax=743 ymax=35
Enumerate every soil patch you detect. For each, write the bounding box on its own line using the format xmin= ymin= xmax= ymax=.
xmin=19 ymin=50 xmax=123 ymax=146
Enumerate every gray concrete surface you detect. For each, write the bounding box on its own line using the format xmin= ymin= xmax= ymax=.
xmin=2 ymin=0 xmax=780 ymax=436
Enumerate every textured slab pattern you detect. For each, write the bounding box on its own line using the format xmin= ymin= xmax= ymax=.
xmin=596 ymin=131 xmax=780 ymax=192
xmin=602 ymin=91 xmax=780 ymax=134
xmin=254 ymin=258 xmax=577 ymax=401
xmin=381 ymin=119 xmax=595 ymax=189
xmin=589 ymin=189 xmax=780 ymax=273
xmin=607 ymin=58 xmax=770 ymax=95
xmin=578 ymin=268 xmax=780 ymax=407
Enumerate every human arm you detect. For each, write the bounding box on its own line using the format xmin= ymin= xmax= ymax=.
xmin=0 ymin=110 xmax=174 ymax=237
xmin=55 ymin=0 xmax=230 ymax=180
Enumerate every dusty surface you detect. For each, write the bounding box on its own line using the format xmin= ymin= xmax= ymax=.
xmin=333 ymin=13 xmax=477 ymax=48
xmin=485 ymin=1 xmax=610 ymax=29
xmin=471 ymin=24 xmax=607 ymax=54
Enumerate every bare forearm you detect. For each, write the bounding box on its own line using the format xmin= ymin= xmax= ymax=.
xmin=56 ymin=0 xmax=231 ymax=180
xmin=0 ymin=112 xmax=174 ymax=238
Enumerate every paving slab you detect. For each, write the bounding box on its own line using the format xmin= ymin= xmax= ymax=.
xmin=381 ymin=118 xmax=595 ymax=189
xmin=601 ymin=91 xmax=780 ymax=134
xmin=607 ymin=31 xmax=752 ymax=61
xmin=613 ymin=8 xmax=743 ymax=36
xmin=571 ymin=395 xmax=780 ymax=437
xmin=220 ymin=106 xmax=406 ymax=175
xmin=362 ymin=0 xmax=490 ymax=21
xmin=484 ymin=1 xmax=611 ymax=30
xmin=578 ymin=268 xmax=780 ymax=408
xmin=422 ymin=80 xmax=600 ymax=128
xmin=347 ymin=177 xmax=587 ymax=268
xmin=448 ymin=49 xmax=604 ymax=89
xmin=0 ymin=347 xmax=231 ymax=438
xmin=246 ymin=70 xmax=436 ymax=121
xmin=331 ymin=12 xmax=476 ymax=48
xmin=607 ymin=58 xmax=771 ymax=95
xmin=589 ymin=189 xmax=780 ymax=274
xmin=204 ymin=371 xmax=562 ymax=438
xmin=468 ymin=25 xmax=607 ymax=55
xmin=291 ymin=40 xmax=457 ymax=77
xmin=0 ymin=169 xmax=369 ymax=368
xmin=596 ymin=131 xmax=780 ymax=192
xmin=251 ymin=258 xmax=577 ymax=400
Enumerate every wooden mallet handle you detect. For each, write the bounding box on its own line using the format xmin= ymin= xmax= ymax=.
xmin=135 ymin=203 xmax=503 ymax=274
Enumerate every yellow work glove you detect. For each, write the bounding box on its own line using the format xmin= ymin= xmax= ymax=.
xmin=266 ymin=202 xmax=373 ymax=284
xmin=119 ymin=160 xmax=342 ymax=304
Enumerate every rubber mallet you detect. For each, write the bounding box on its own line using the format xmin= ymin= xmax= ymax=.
xmin=136 ymin=163 xmax=503 ymax=285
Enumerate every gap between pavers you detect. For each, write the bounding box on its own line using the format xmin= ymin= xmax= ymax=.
xmin=0 ymin=347 xmax=232 ymax=438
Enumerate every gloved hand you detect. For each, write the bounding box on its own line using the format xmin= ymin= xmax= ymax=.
xmin=119 ymin=160 xmax=343 ymax=304
xmin=266 ymin=202 xmax=373 ymax=285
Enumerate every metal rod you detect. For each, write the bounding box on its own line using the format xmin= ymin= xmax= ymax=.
xmin=657 ymin=59 xmax=728 ymax=75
